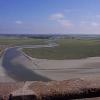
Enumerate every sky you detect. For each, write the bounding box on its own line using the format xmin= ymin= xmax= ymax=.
xmin=0 ymin=0 xmax=100 ymax=34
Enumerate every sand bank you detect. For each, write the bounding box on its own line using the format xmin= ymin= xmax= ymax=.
xmin=13 ymin=51 xmax=100 ymax=81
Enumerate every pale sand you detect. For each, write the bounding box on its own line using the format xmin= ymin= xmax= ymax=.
xmin=12 ymin=53 xmax=100 ymax=81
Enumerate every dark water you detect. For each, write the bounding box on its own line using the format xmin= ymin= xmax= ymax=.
xmin=2 ymin=48 xmax=50 ymax=81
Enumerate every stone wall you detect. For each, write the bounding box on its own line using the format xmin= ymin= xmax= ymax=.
xmin=0 ymin=79 xmax=100 ymax=100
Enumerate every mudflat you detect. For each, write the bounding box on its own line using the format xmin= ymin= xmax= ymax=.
xmin=18 ymin=55 xmax=100 ymax=81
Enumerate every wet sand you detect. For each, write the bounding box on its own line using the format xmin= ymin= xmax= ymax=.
xmin=0 ymin=55 xmax=15 ymax=82
xmin=15 ymin=50 xmax=100 ymax=81
xmin=2 ymin=48 xmax=50 ymax=82
xmin=1 ymin=46 xmax=100 ymax=82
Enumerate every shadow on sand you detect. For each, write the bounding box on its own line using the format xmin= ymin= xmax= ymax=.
xmin=2 ymin=48 xmax=50 ymax=82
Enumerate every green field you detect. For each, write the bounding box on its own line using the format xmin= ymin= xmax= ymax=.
xmin=23 ymin=39 xmax=100 ymax=60
xmin=0 ymin=38 xmax=46 ymax=46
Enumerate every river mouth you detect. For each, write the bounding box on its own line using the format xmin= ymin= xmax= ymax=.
xmin=1 ymin=45 xmax=100 ymax=82
xmin=2 ymin=47 xmax=51 ymax=82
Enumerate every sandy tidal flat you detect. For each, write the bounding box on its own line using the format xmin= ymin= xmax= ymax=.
xmin=27 ymin=57 xmax=100 ymax=81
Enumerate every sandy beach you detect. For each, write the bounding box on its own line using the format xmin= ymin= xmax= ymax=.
xmin=1 ymin=46 xmax=100 ymax=82
xmin=12 ymin=51 xmax=100 ymax=81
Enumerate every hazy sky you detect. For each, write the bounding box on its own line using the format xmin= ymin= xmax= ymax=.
xmin=0 ymin=0 xmax=100 ymax=34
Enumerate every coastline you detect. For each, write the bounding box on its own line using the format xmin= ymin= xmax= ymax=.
xmin=1 ymin=45 xmax=100 ymax=82
xmin=19 ymin=48 xmax=100 ymax=81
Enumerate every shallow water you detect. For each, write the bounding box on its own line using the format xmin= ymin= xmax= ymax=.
xmin=2 ymin=48 xmax=50 ymax=81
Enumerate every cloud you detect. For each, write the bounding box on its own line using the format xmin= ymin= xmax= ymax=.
xmin=80 ymin=21 xmax=89 ymax=24
xmin=49 ymin=13 xmax=73 ymax=27
xmin=64 ymin=9 xmax=73 ymax=13
xmin=49 ymin=13 xmax=64 ymax=20
xmin=95 ymin=15 xmax=100 ymax=18
xmin=80 ymin=21 xmax=99 ymax=27
xmin=91 ymin=22 xmax=99 ymax=26
xmin=57 ymin=19 xmax=73 ymax=27
xmin=15 ymin=20 xmax=22 ymax=24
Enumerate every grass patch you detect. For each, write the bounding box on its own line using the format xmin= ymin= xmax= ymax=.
xmin=0 ymin=38 xmax=46 ymax=46
xmin=23 ymin=39 xmax=100 ymax=60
